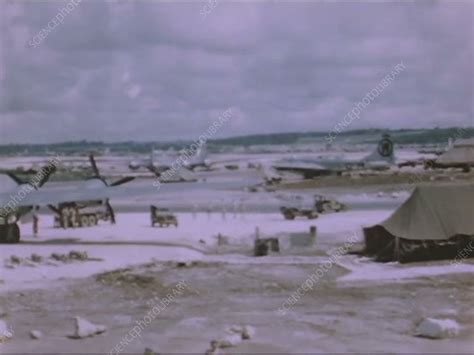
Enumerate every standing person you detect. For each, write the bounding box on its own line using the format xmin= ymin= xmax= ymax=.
xmin=32 ymin=206 xmax=39 ymax=237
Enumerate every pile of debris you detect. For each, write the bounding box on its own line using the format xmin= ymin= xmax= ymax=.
xmin=206 ymin=325 xmax=256 ymax=354
xmin=96 ymin=268 xmax=159 ymax=289
xmin=4 ymin=251 xmax=99 ymax=269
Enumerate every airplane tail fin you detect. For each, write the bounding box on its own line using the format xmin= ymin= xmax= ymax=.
xmin=363 ymin=134 xmax=395 ymax=164
xmin=196 ymin=143 xmax=208 ymax=161
xmin=151 ymin=149 xmax=158 ymax=165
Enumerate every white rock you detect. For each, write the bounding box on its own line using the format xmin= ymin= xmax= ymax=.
xmin=30 ymin=330 xmax=42 ymax=339
xmin=215 ymin=333 xmax=242 ymax=348
xmin=415 ymin=318 xmax=460 ymax=339
xmin=242 ymin=325 xmax=256 ymax=340
xmin=226 ymin=324 xmax=255 ymax=340
xmin=227 ymin=324 xmax=244 ymax=334
xmin=205 ymin=341 xmax=221 ymax=355
xmin=70 ymin=316 xmax=107 ymax=338
xmin=0 ymin=320 xmax=8 ymax=334
xmin=0 ymin=320 xmax=13 ymax=341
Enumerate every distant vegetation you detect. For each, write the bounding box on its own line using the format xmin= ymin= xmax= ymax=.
xmin=0 ymin=127 xmax=472 ymax=156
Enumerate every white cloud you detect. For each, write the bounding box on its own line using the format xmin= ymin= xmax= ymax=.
xmin=0 ymin=1 xmax=472 ymax=143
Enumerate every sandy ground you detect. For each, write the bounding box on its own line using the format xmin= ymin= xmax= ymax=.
xmin=1 ymin=154 xmax=473 ymax=353
xmin=1 ymin=210 xmax=474 ymax=353
xmin=1 ymin=257 xmax=473 ymax=353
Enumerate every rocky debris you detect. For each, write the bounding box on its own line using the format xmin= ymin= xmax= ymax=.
xmin=205 ymin=340 xmax=221 ymax=355
xmin=29 ymin=330 xmax=43 ymax=339
xmin=415 ymin=318 xmax=460 ymax=339
xmin=0 ymin=320 xmax=13 ymax=343
xmin=69 ymin=316 xmax=107 ymax=339
xmin=10 ymin=255 xmax=22 ymax=264
xmin=176 ymin=261 xmax=191 ymax=268
xmin=30 ymin=253 xmax=43 ymax=263
xmin=217 ymin=234 xmax=229 ymax=246
xmin=51 ymin=253 xmax=69 ymax=262
xmin=227 ymin=324 xmax=256 ymax=340
xmin=6 ymin=251 xmax=97 ymax=267
xmin=167 ymin=260 xmax=217 ymax=269
xmin=217 ymin=333 xmax=242 ymax=347
xmin=96 ymin=269 xmax=157 ymax=288
xmin=68 ymin=250 xmax=88 ymax=261
xmin=207 ymin=334 xmax=241 ymax=352
xmin=206 ymin=324 xmax=256 ymax=352
xmin=23 ymin=259 xmax=37 ymax=267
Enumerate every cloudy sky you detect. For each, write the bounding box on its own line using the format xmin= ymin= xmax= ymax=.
xmin=0 ymin=0 xmax=472 ymax=143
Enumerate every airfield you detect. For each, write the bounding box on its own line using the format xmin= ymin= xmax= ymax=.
xmin=1 ymin=145 xmax=474 ymax=353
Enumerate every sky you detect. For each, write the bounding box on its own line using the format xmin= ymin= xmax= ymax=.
xmin=0 ymin=0 xmax=473 ymax=144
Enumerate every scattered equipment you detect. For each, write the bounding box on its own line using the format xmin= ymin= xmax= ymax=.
xmin=280 ymin=207 xmax=318 ymax=220
xmin=314 ymin=194 xmax=345 ymax=213
xmin=52 ymin=203 xmax=111 ymax=228
xmin=280 ymin=194 xmax=344 ymax=220
xmin=47 ymin=154 xmax=134 ymax=228
xmin=150 ymin=205 xmax=178 ymax=227
xmin=254 ymin=237 xmax=280 ymax=256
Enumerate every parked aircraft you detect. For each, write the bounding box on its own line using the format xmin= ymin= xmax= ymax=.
xmin=272 ymin=134 xmax=396 ymax=178
xmin=45 ymin=154 xmax=135 ymax=227
xmin=128 ymin=147 xmax=205 ymax=178
xmin=0 ymin=158 xmax=261 ymax=243
xmin=129 ymin=143 xmax=242 ymax=175
xmin=0 ymin=157 xmax=138 ymax=242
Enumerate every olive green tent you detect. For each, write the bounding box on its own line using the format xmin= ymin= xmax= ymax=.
xmin=363 ymin=183 xmax=474 ymax=263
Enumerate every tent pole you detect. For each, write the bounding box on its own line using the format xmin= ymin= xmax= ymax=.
xmin=393 ymin=237 xmax=400 ymax=262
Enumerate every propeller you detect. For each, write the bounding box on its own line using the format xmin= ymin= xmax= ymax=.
xmin=88 ymin=153 xmax=135 ymax=224
xmin=89 ymin=153 xmax=101 ymax=179
xmin=35 ymin=164 xmax=57 ymax=188
xmin=47 ymin=204 xmax=61 ymax=215
xmin=6 ymin=163 xmax=57 ymax=189
xmin=109 ymin=176 xmax=135 ymax=186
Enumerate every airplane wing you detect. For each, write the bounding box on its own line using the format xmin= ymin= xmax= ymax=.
xmin=273 ymin=159 xmax=329 ymax=172
xmin=0 ymin=184 xmax=150 ymax=209
xmin=207 ymin=157 xmax=252 ymax=168
xmin=272 ymin=159 xmax=336 ymax=178
xmin=0 ymin=178 xmax=261 ymax=210
xmin=145 ymin=165 xmax=168 ymax=177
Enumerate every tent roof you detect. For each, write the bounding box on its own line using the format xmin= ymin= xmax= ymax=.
xmin=371 ymin=183 xmax=474 ymax=241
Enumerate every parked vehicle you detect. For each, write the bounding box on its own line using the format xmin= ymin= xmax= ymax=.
xmin=53 ymin=203 xmax=110 ymax=228
xmin=150 ymin=205 xmax=178 ymax=227
xmin=314 ymin=194 xmax=346 ymax=213
xmin=280 ymin=206 xmax=318 ymax=220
